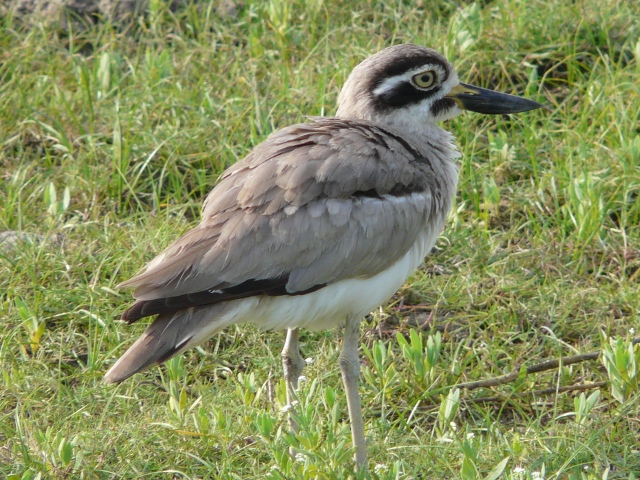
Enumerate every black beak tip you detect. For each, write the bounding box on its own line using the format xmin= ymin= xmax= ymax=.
xmin=516 ymin=97 xmax=545 ymax=112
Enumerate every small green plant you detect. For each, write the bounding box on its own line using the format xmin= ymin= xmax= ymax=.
xmin=163 ymin=356 xmax=190 ymax=425
xmin=461 ymin=437 xmax=480 ymax=480
xmin=254 ymin=410 xmax=277 ymax=439
xmin=573 ymin=390 xmax=601 ymax=425
xmin=601 ymin=334 xmax=640 ymax=404
xmin=43 ymin=182 xmax=70 ymax=225
xmin=482 ymin=177 xmax=501 ymax=221
xmin=447 ymin=2 xmax=482 ymax=55
xmin=235 ymin=371 xmax=261 ymax=408
xmin=362 ymin=339 xmax=400 ymax=393
xmin=485 ymin=456 xmax=510 ymax=480
xmin=458 ymin=433 xmax=510 ymax=480
xmin=15 ymin=297 xmax=45 ymax=355
xmin=563 ymin=172 xmax=606 ymax=245
xmin=265 ymin=0 xmax=292 ymax=46
xmin=33 ymin=426 xmax=83 ymax=472
xmin=270 ymin=378 xmax=354 ymax=478
xmin=489 ymin=131 xmax=516 ymax=164
xmin=437 ymin=387 xmax=461 ymax=436
xmin=396 ymin=329 xmax=442 ymax=387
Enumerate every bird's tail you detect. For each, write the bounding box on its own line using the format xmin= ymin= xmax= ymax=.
xmin=104 ymin=304 xmax=237 ymax=383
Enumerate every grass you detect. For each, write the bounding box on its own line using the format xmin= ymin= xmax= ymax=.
xmin=1 ymin=0 xmax=639 ymax=478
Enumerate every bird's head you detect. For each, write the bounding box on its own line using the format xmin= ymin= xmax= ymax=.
xmin=336 ymin=44 xmax=542 ymax=129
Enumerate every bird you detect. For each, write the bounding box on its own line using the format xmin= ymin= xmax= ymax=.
xmin=104 ymin=44 xmax=543 ymax=468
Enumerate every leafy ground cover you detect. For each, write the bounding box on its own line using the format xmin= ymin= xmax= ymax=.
xmin=1 ymin=0 xmax=639 ymax=478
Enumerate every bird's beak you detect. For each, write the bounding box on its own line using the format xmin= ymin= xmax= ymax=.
xmin=446 ymin=82 xmax=543 ymax=115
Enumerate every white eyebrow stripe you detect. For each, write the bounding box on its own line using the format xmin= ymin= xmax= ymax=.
xmin=372 ymin=64 xmax=446 ymax=98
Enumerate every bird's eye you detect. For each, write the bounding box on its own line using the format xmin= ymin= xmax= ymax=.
xmin=412 ymin=70 xmax=437 ymax=89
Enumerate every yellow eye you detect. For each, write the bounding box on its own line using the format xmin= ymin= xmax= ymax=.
xmin=412 ymin=70 xmax=436 ymax=89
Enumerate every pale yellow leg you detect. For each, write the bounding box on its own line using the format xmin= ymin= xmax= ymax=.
xmin=282 ymin=328 xmax=304 ymax=433
xmin=340 ymin=315 xmax=366 ymax=469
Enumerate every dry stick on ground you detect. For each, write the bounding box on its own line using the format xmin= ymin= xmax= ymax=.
xmin=456 ymin=336 xmax=640 ymax=392
xmin=456 ymin=352 xmax=600 ymax=391
xmin=468 ymin=382 xmax=608 ymax=405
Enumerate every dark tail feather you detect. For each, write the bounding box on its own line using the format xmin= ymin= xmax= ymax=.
xmin=104 ymin=305 xmax=231 ymax=383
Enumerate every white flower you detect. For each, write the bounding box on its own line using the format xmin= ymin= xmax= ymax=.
xmin=374 ymin=463 xmax=388 ymax=472
xmin=531 ymin=471 xmax=544 ymax=480
xmin=298 ymin=375 xmax=307 ymax=383
xmin=630 ymin=328 xmax=636 ymax=335
xmin=466 ymin=432 xmax=475 ymax=440
xmin=513 ymin=466 xmax=525 ymax=475
xmin=281 ymin=400 xmax=299 ymax=413
xmin=295 ymin=453 xmax=306 ymax=463
xmin=305 ymin=357 xmax=314 ymax=364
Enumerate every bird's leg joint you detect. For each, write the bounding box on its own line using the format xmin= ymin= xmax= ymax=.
xmin=282 ymin=328 xmax=305 ymax=388
xmin=339 ymin=345 xmax=360 ymax=379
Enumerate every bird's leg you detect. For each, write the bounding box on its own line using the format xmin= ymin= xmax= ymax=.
xmin=282 ymin=328 xmax=305 ymax=434
xmin=340 ymin=315 xmax=366 ymax=469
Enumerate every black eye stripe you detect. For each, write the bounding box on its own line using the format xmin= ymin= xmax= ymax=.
xmin=374 ymin=82 xmax=442 ymax=110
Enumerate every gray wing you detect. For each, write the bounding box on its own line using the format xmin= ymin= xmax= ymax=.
xmin=119 ymin=118 xmax=448 ymax=322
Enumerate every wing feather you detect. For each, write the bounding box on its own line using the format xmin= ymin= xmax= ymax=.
xmin=119 ymin=117 xmax=452 ymax=320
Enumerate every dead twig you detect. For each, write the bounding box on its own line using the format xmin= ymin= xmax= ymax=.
xmin=455 ymin=335 xmax=640 ymax=392
xmin=457 ymin=352 xmax=601 ymax=391
xmin=467 ymin=381 xmax=608 ymax=404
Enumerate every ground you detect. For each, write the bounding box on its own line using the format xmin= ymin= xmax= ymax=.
xmin=1 ymin=0 xmax=639 ymax=478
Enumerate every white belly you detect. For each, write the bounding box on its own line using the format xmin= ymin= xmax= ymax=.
xmin=248 ymin=225 xmax=440 ymax=331
xmin=181 ymin=223 xmax=443 ymax=351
